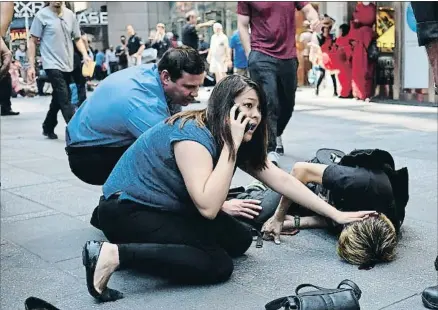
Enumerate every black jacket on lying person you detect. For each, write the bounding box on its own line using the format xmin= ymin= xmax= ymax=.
xmin=231 ymin=148 xmax=409 ymax=234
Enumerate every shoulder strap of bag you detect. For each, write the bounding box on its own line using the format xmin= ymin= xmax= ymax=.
xmin=295 ymin=283 xmax=327 ymax=294
xmin=337 ymin=279 xmax=362 ymax=300
xmin=265 ymin=297 xmax=290 ymax=310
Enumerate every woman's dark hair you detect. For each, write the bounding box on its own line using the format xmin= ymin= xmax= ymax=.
xmin=167 ymin=75 xmax=268 ymax=171
xmin=158 ymin=47 xmax=205 ymax=82
xmin=339 ymin=24 xmax=350 ymax=37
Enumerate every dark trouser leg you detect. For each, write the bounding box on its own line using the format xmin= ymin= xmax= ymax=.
xmin=316 ymin=68 xmax=326 ymax=93
xmin=109 ymin=62 xmax=118 ymax=74
xmin=71 ymin=66 xmax=86 ymax=107
xmin=43 ymin=69 xmax=74 ymax=132
xmin=66 ymin=145 xmax=130 ymax=185
xmin=0 ymin=73 xmax=13 ymax=113
xmin=277 ymin=57 xmax=298 ymax=137
xmin=97 ymin=199 xmax=252 ymax=284
xmin=248 ymin=51 xmax=280 ymax=153
xmin=37 ymin=78 xmax=46 ymax=96
xmin=331 ymin=74 xmax=338 ymax=95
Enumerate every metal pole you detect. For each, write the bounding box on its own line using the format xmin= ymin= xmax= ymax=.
xmin=24 ymin=12 xmax=29 ymax=47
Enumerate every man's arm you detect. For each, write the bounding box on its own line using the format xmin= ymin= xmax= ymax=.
xmin=273 ymin=162 xmax=328 ymax=220
xmin=0 ymin=2 xmax=14 ymax=37
xmin=237 ymin=14 xmax=251 ymax=57
xmin=27 ymin=36 xmax=38 ymax=68
xmin=195 ymin=20 xmax=215 ymax=30
xmin=0 ymin=37 xmax=12 ymax=79
xmin=75 ymin=39 xmax=89 ymax=60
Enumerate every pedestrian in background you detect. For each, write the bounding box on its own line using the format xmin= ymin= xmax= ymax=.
xmin=229 ymin=30 xmax=248 ymax=77
xmin=27 ymin=1 xmax=91 ymax=140
xmin=207 ymin=23 xmax=231 ymax=83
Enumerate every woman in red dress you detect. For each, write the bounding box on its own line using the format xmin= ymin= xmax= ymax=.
xmin=349 ymin=2 xmax=377 ymax=101
xmin=333 ymin=24 xmax=353 ymax=98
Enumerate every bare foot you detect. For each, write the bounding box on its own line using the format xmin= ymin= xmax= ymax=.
xmin=94 ymin=242 xmax=119 ymax=294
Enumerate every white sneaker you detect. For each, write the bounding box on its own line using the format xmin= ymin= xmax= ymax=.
xmin=268 ymin=151 xmax=280 ymax=166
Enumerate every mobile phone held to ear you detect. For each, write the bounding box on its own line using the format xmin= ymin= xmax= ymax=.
xmin=234 ymin=107 xmax=252 ymax=133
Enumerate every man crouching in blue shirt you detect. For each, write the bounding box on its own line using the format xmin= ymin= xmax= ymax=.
xmin=65 ymin=47 xmax=205 ymax=185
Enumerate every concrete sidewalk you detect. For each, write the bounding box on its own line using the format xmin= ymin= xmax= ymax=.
xmin=1 ymin=88 xmax=437 ymax=309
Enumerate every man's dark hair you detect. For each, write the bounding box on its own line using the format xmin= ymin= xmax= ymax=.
xmin=120 ymin=35 xmax=126 ymax=39
xmin=158 ymin=47 xmax=205 ymax=81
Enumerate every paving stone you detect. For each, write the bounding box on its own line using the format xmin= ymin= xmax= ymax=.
xmin=1 ymin=190 xmax=51 ymax=217
xmin=7 ymin=181 xmax=102 ymax=216
xmin=1 ymin=165 xmax=57 ymax=189
xmin=1 ymin=213 xmax=90 ymax=245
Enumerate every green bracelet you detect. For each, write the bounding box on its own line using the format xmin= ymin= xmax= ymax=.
xmin=294 ymin=215 xmax=301 ymax=229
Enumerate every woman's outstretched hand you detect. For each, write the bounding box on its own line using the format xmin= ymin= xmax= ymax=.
xmin=229 ymin=104 xmax=251 ymax=149
xmin=333 ymin=210 xmax=378 ymax=225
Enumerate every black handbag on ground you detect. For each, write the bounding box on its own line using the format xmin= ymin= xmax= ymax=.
xmin=265 ymin=279 xmax=362 ymax=310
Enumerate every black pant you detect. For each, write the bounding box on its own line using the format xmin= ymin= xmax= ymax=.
xmin=66 ymin=144 xmax=130 ymax=185
xmin=119 ymin=62 xmax=128 ymax=71
xmin=37 ymin=76 xmax=48 ymax=96
xmin=316 ymin=68 xmax=338 ymax=95
xmin=0 ymin=73 xmax=12 ymax=113
xmin=109 ymin=62 xmax=118 ymax=74
xmin=248 ymin=51 xmax=298 ymax=152
xmin=94 ymin=198 xmax=253 ymax=284
xmin=43 ymin=69 xmax=74 ymax=132
xmin=95 ymin=65 xmax=106 ymax=80
xmin=71 ymin=65 xmax=86 ymax=107
xmin=411 ymin=2 xmax=438 ymax=46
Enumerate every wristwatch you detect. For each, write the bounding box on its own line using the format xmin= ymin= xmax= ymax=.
xmin=294 ymin=215 xmax=301 ymax=229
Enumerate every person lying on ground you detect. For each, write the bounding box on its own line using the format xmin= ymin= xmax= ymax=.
xmin=65 ymin=47 xmax=205 ymax=186
xmin=260 ymin=149 xmax=409 ymax=267
xmin=82 ymin=75 xmax=375 ymax=302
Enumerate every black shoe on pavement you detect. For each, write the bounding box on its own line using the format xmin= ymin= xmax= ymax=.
xmin=1 ymin=110 xmax=20 ymax=116
xmin=422 ymin=286 xmax=438 ymax=309
xmin=421 ymin=256 xmax=438 ymax=309
xmin=42 ymin=130 xmax=58 ymax=140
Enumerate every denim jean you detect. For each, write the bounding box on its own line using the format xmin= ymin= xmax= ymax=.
xmin=411 ymin=2 xmax=438 ymax=47
xmin=248 ymin=51 xmax=298 ymax=153
xmin=43 ymin=69 xmax=74 ymax=132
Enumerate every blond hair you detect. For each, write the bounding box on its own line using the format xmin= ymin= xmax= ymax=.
xmin=337 ymin=214 xmax=397 ymax=265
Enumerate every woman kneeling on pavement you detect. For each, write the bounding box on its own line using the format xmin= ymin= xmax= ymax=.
xmin=82 ymin=75 xmax=375 ymax=302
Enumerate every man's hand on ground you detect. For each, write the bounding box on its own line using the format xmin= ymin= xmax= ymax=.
xmin=261 ymin=216 xmax=284 ymax=245
xmin=221 ymin=199 xmax=261 ymax=219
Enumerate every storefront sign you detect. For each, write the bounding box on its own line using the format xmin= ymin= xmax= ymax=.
xmin=403 ymin=2 xmax=429 ymax=89
xmin=76 ymin=11 xmax=108 ymax=25
xmin=14 ymin=1 xmax=45 ymax=18
xmin=10 ymin=29 xmax=28 ymax=41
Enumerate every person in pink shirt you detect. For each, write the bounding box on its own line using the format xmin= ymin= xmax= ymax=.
xmin=237 ymin=1 xmax=320 ymax=164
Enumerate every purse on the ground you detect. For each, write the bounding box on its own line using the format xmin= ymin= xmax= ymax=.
xmin=265 ymin=279 xmax=361 ymax=310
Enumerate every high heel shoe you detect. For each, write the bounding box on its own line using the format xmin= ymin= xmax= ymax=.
xmin=82 ymin=241 xmax=124 ymax=302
